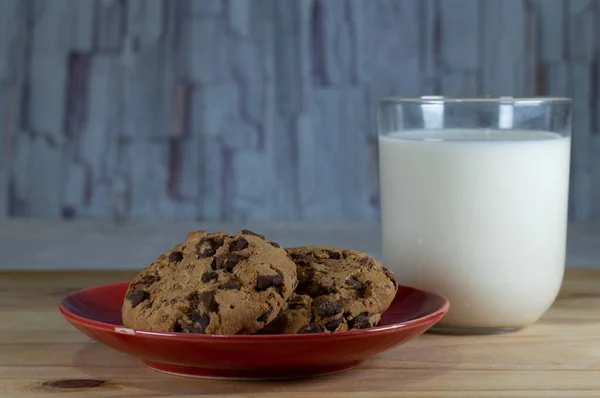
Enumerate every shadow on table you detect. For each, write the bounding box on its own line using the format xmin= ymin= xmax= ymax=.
xmin=69 ymin=342 xmax=449 ymax=395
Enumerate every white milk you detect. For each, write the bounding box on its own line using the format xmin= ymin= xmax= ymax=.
xmin=379 ymin=129 xmax=571 ymax=329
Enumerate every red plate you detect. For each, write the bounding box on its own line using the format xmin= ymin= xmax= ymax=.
xmin=59 ymin=281 xmax=448 ymax=380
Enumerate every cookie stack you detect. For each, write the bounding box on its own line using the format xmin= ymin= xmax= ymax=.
xmin=122 ymin=229 xmax=398 ymax=335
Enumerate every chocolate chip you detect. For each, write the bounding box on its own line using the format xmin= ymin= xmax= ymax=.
xmin=256 ymin=274 xmax=284 ymax=291
xmin=198 ymin=291 xmax=219 ymax=312
xmin=325 ymin=317 xmax=343 ymax=332
xmin=126 ymin=290 xmax=149 ymax=308
xmin=360 ymin=257 xmax=372 ymax=266
xmin=195 ymin=239 xmax=207 ymax=256
xmin=345 ymin=278 xmax=363 ymax=290
xmin=382 ymin=267 xmax=398 ymax=289
xmin=214 ymin=253 xmax=245 ymax=271
xmin=227 ymin=253 xmax=246 ymax=264
xmin=201 ymin=271 xmax=218 ymax=283
xmin=298 ymin=323 xmax=323 ymax=334
xmin=131 ymin=274 xmax=160 ymax=290
xmin=196 ymin=236 xmax=225 ymax=259
xmin=269 ymin=241 xmax=281 ymax=248
xmin=220 ymin=282 xmax=241 ymax=290
xmin=191 ymin=309 xmax=209 ymax=325
xmin=187 ymin=311 xmax=210 ymax=333
xmin=349 ymin=314 xmax=371 ymax=329
xmin=359 ymin=281 xmax=372 ymax=298
xmin=200 ymin=247 xmax=216 ymax=258
xmin=190 ymin=309 xmax=203 ymax=323
xmin=317 ymin=301 xmax=343 ymax=316
xmin=240 ymin=229 xmax=265 ymax=239
xmin=168 ymin=251 xmax=184 ymax=262
xmin=328 ymin=251 xmax=341 ymax=260
xmin=231 ymin=237 xmax=249 ymax=252
xmin=291 ymin=253 xmax=313 ymax=266
xmin=172 ymin=323 xmax=183 ymax=332
xmin=186 ymin=291 xmax=199 ymax=303
xmin=257 ymin=309 xmax=273 ymax=323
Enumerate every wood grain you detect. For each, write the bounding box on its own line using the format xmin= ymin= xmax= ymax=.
xmin=1 ymin=269 xmax=599 ymax=397
xmin=1 ymin=0 xmax=600 ymax=221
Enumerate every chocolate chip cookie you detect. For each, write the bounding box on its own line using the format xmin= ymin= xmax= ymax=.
xmin=258 ymin=246 xmax=398 ymax=334
xmin=121 ymin=229 xmax=297 ymax=335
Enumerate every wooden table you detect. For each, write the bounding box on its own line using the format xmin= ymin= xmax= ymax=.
xmin=2 ymin=270 xmax=600 ymax=397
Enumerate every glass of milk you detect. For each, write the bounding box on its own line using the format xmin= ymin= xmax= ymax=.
xmin=378 ymin=96 xmax=572 ymax=334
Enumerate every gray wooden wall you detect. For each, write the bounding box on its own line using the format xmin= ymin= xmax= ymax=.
xmin=1 ymin=0 xmax=599 ymax=222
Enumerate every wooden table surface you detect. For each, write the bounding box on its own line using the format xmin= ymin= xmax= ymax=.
xmin=2 ymin=269 xmax=600 ymax=398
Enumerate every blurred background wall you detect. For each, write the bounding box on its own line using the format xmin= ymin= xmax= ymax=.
xmin=0 ymin=0 xmax=599 ymax=222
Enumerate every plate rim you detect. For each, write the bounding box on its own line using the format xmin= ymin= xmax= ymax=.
xmin=59 ymin=280 xmax=449 ymax=341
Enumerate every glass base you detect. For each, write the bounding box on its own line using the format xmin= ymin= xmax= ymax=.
xmin=428 ymin=325 xmax=523 ymax=335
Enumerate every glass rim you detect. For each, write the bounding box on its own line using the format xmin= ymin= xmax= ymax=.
xmin=379 ymin=96 xmax=572 ymax=105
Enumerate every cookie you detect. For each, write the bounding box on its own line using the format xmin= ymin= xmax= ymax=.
xmin=258 ymin=246 xmax=398 ymax=334
xmin=121 ymin=229 xmax=297 ymax=335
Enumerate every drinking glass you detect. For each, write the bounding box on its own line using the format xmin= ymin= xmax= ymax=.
xmin=377 ymin=96 xmax=572 ymax=334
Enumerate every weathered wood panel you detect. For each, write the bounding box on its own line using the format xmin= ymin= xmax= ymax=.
xmin=0 ymin=0 xmax=599 ymax=221
xmin=0 ymin=0 xmax=28 ymax=218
